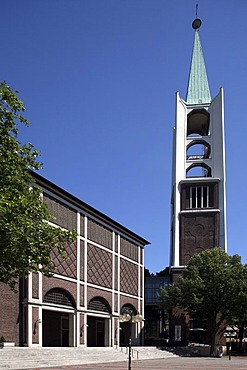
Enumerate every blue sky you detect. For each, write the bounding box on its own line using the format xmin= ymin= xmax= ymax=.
xmin=1 ymin=0 xmax=247 ymax=273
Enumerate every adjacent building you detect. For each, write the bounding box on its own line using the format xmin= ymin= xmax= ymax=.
xmin=144 ymin=268 xmax=169 ymax=346
xmin=0 ymin=172 xmax=149 ymax=347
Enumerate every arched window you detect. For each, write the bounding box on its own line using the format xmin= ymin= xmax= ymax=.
xmin=88 ymin=297 xmax=111 ymax=313
xmin=44 ymin=288 xmax=75 ymax=308
xmin=186 ymin=164 xmax=211 ymax=178
xmin=120 ymin=304 xmax=137 ymax=316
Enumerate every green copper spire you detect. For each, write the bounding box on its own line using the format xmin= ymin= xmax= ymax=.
xmin=186 ymin=19 xmax=211 ymax=105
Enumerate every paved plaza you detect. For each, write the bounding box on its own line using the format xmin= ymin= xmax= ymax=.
xmin=1 ymin=347 xmax=247 ymax=370
xmin=31 ymin=357 xmax=247 ymax=370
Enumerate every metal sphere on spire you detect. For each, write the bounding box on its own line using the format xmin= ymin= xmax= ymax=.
xmin=192 ymin=18 xmax=202 ymax=29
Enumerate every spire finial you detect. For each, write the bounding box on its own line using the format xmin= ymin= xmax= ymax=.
xmin=192 ymin=4 xmax=202 ymax=29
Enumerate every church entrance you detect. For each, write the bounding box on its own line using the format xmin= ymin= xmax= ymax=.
xmin=87 ymin=296 xmax=112 ymax=347
xmin=42 ymin=310 xmax=74 ymax=347
xmin=42 ymin=288 xmax=76 ymax=347
xmin=87 ymin=316 xmax=109 ymax=347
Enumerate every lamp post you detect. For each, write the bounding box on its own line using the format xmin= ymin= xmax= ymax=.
xmin=119 ymin=308 xmax=143 ymax=370
xmin=224 ymin=330 xmax=237 ymax=360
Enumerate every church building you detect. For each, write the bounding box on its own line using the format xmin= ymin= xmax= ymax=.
xmin=0 ymin=172 xmax=149 ymax=347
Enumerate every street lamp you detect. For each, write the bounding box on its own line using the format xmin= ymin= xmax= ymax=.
xmin=119 ymin=307 xmax=143 ymax=370
xmin=224 ymin=330 xmax=237 ymax=360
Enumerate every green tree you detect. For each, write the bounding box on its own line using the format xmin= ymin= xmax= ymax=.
xmin=0 ymin=81 xmax=76 ymax=289
xmin=228 ymin=262 xmax=247 ymax=346
xmin=158 ymin=248 xmax=245 ymax=353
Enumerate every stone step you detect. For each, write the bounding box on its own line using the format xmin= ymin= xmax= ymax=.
xmin=0 ymin=348 xmax=126 ymax=369
xmin=0 ymin=347 xmax=177 ymax=369
xmin=131 ymin=346 xmax=178 ymax=360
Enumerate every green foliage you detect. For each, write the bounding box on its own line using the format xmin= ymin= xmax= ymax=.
xmin=144 ymin=267 xmax=152 ymax=277
xmin=0 ymin=336 xmax=6 ymax=342
xmin=0 ymin=81 xmax=77 ymax=289
xmin=158 ymin=248 xmax=246 ymax=347
xmin=229 ymin=263 xmax=247 ymax=328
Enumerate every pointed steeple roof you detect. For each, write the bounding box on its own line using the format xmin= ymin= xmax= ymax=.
xmin=186 ymin=19 xmax=211 ymax=105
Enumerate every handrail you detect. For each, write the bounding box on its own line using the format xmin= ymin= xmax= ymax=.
xmin=131 ymin=348 xmax=139 ymax=360
xmin=119 ymin=346 xmax=139 ymax=360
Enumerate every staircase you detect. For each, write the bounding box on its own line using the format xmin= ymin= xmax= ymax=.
xmin=0 ymin=346 xmax=177 ymax=369
xmin=130 ymin=346 xmax=178 ymax=360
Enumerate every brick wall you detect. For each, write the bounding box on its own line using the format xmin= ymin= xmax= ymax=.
xmin=0 ymin=282 xmax=19 ymax=344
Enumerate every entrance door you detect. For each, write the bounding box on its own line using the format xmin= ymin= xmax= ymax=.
xmin=61 ymin=316 xmax=69 ymax=346
xmin=87 ymin=317 xmax=108 ymax=346
xmin=43 ymin=311 xmax=72 ymax=347
xmin=96 ymin=320 xmax=105 ymax=346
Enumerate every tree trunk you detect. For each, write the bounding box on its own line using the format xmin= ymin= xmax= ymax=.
xmin=210 ymin=331 xmax=216 ymax=355
xmin=208 ymin=321 xmax=218 ymax=355
xmin=238 ymin=326 xmax=244 ymax=350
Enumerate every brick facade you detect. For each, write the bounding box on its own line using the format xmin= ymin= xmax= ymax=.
xmin=0 ymin=172 xmax=149 ymax=347
xmin=179 ymin=212 xmax=219 ymax=265
xmin=0 ymin=282 xmax=20 ymax=343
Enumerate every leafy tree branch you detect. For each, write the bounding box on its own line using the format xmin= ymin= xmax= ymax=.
xmin=0 ymin=81 xmax=77 ymax=289
xmin=158 ymin=247 xmax=246 ymax=352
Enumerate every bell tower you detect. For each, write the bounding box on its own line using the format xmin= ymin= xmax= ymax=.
xmin=170 ymin=17 xmax=227 ymax=280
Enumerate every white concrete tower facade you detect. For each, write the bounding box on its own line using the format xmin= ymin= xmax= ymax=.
xmin=170 ymin=18 xmax=227 ymax=275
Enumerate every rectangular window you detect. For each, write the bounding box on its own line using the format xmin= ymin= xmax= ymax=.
xmin=190 ymin=186 xmax=209 ymax=209
xmin=197 ymin=187 xmax=202 ymax=208
xmin=191 ymin=187 xmax=196 ymax=208
xmin=203 ymin=187 xmax=208 ymax=207
xmin=144 ymin=277 xmax=169 ymax=304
